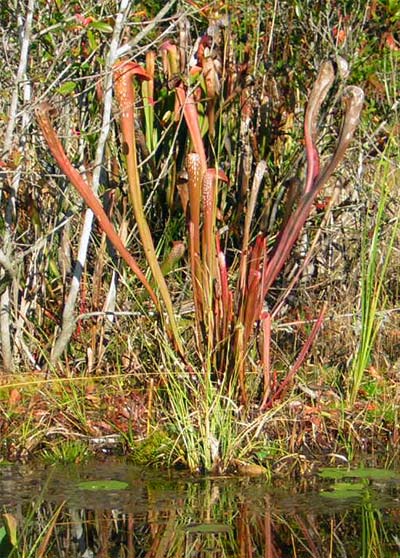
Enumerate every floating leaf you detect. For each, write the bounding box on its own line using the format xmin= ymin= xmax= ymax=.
xmin=318 ymin=467 xmax=399 ymax=481
xmin=341 ymin=468 xmax=399 ymax=480
xmin=318 ymin=468 xmax=350 ymax=479
xmin=77 ymin=479 xmax=128 ymax=491
xmin=57 ymin=81 xmax=76 ymax=96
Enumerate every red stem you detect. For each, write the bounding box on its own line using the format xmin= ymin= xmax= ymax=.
xmin=35 ymin=102 xmax=159 ymax=309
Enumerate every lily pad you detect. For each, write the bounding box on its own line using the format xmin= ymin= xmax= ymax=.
xmin=318 ymin=468 xmax=348 ymax=480
xmin=77 ymin=479 xmax=129 ymax=491
xmin=341 ymin=468 xmax=399 ymax=480
xmin=318 ymin=467 xmax=399 ymax=481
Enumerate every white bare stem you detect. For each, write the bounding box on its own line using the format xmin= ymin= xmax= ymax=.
xmin=116 ymin=0 xmax=177 ymax=57
xmin=50 ymin=0 xmax=131 ymax=364
xmin=0 ymin=249 xmax=16 ymax=278
xmin=1 ymin=0 xmax=35 ymax=372
xmin=3 ymin=0 xmax=35 ymax=157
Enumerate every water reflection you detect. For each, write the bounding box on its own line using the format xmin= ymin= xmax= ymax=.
xmin=1 ymin=461 xmax=400 ymax=557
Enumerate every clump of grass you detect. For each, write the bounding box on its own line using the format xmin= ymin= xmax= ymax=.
xmin=41 ymin=439 xmax=91 ymax=465
xmin=348 ymin=102 xmax=400 ymax=404
xmin=161 ymin=349 xmax=240 ymax=472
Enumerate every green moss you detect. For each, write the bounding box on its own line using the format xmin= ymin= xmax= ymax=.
xmin=129 ymin=431 xmax=173 ymax=466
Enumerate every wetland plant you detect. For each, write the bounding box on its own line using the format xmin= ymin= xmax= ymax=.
xmin=36 ymin=45 xmax=364 ymax=471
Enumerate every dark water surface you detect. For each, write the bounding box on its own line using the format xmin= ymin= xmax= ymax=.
xmin=1 ymin=460 xmax=400 ymax=557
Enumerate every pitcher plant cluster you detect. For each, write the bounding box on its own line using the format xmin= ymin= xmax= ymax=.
xmin=36 ymin=25 xmax=364 ymax=409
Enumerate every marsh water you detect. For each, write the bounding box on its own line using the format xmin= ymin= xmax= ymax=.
xmin=1 ymin=460 xmax=400 ymax=557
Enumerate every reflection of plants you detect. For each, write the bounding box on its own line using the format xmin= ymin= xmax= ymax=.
xmin=360 ymin=493 xmax=388 ymax=558
xmin=1 ymin=471 xmax=64 ymax=558
xmin=1 ymin=465 xmax=400 ymax=558
xmin=321 ymin=471 xmax=392 ymax=558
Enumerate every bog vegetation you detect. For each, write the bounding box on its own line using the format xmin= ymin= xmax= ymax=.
xmin=0 ymin=0 xmax=399 ymax=472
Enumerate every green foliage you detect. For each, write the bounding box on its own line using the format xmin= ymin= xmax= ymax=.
xmin=77 ymin=479 xmax=129 ymax=490
xmin=41 ymin=440 xmax=91 ymax=464
xmin=348 ymin=139 xmax=400 ymax=405
xmin=129 ymin=430 xmax=173 ymax=466
xmin=163 ymin=362 xmax=240 ymax=472
xmin=318 ymin=467 xmax=399 ymax=480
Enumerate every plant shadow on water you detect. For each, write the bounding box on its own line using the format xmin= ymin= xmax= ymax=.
xmin=1 ymin=462 xmax=400 ymax=557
